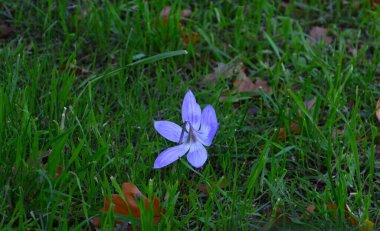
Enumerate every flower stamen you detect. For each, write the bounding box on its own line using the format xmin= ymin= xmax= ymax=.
xmin=178 ymin=121 xmax=188 ymax=144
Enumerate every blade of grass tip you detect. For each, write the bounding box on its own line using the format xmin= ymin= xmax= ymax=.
xmin=263 ymin=32 xmax=282 ymax=59
xmin=10 ymin=54 xmax=21 ymax=102
xmin=110 ymin=176 xmax=141 ymax=227
xmin=69 ymin=171 xmax=90 ymax=225
xmin=369 ymin=125 xmax=376 ymax=194
xmin=110 ymin=177 xmax=128 ymax=203
xmin=47 ymin=130 xmax=71 ymax=177
xmin=287 ymin=89 xmax=324 ymax=139
xmin=195 ymin=26 xmax=230 ymax=60
xmin=127 ymin=50 xmax=188 ymax=67
xmin=245 ymin=143 xmax=268 ymax=196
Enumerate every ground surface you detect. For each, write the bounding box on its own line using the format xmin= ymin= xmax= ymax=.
xmin=0 ymin=1 xmax=379 ymax=230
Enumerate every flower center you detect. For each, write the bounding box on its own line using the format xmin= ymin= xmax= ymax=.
xmin=178 ymin=121 xmax=197 ymax=144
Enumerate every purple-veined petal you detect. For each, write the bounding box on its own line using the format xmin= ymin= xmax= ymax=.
xmin=182 ymin=90 xmax=201 ymax=130
xmin=186 ymin=141 xmax=208 ymax=168
xmin=197 ymin=105 xmax=218 ymax=146
xmin=154 ymin=120 xmax=188 ymax=143
xmin=154 ymin=144 xmax=190 ymax=168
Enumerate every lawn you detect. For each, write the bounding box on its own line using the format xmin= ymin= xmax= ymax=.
xmin=1 ymin=0 xmax=379 ymax=230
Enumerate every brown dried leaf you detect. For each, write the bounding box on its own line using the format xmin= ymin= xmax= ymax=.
xmin=345 ymin=204 xmax=375 ymax=231
xmin=278 ymin=122 xmax=301 ymax=140
xmin=61 ymin=64 xmax=90 ymax=76
xmin=300 ymin=205 xmax=316 ymax=220
xmin=25 ymin=149 xmax=63 ymax=177
xmin=95 ymin=182 xmax=165 ymax=228
xmin=304 ymin=97 xmax=316 ymax=110
xmin=371 ymin=0 xmax=380 ymax=7
xmin=248 ymin=106 xmax=260 ymax=116
xmin=204 ymin=63 xmax=225 ymax=84
xmin=159 ymin=6 xmax=172 ymax=19
xmin=181 ymin=9 xmax=192 ymax=18
xmin=306 ymin=205 xmax=316 ymax=214
xmin=159 ymin=6 xmax=192 ymax=22
xmin=198 ymin=180 xmax=226 ymax=196
xmin=309 ymin=26 xmax=332 ymax=44
xmin=183 ymin=32 xmax=201 ymax=46
xmin=376 ymin=99 xmax=380 ymax=122
xmin=0 ymin=24 xmax=13 ymax=39
xmin=204 ymin=62 xmax=240 ymax=85
xmin=327 ymin=203 xmax=375 ymax=231
xmin=55 ymin=166 xmax=63 ymax=177
xmin=159 ymin=6 xmax=196 ymax=46
xmin=232 ymin=67 xmax=270 ymax=94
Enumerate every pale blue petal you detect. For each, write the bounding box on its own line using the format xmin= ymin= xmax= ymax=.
xmin=154 ymin=144 xmax=190 ymax=168
xmin=197 ymin=105 xmax=218 ymax=146
xmin=186 ymin=142 xmax=208 ymax=168
xmin=154 ymin=120 xmax=188 ymax=143
xmin=182 ymin=90 xmax=201 ymax=130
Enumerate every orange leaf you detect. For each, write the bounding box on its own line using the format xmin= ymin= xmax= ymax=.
xmin=327 ymin=203 xmax=374 ymax=230
xmin=300 ymin=204 xmax=316 ymax=220
xmin=278 ymin=122 xmax=301 ymax=140
xmin=182 ymin=32 xmax=201 ymax=45
xmin=55 ymin=166 xmax=63 ymax=177
xmin=97 ymin=182 xmax=165 ymax=228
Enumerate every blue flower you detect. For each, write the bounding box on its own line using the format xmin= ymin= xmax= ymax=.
xmin=154 ymin=90 xmax=218 ymax=168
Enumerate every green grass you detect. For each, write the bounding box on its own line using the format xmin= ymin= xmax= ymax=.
xmin=1 ymin=0 xmax=379 ymax=230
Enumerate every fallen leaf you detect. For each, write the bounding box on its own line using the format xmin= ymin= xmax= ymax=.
xmin=371 ymin=0 xmax=380 ymax=7
xmin=309 ymin=26 xmax=332 ymax=44
xmin=204 ymin=61 xmax=240 ymax=85
xmin=327 ymin=203 xmax=374 ymax=231
xmin=281 ymin=1 xmax=289 ymax=8
xmin=198 ymin=179 xmax=226 ymax=196
xmin=95 ymin=182 xmax=165 ymax=228
xmin=300 ymin=205 xmax=316 ymax=220
xmin=55 ymin=166 xmax=63 ymax=177
xmin=158 ymin=6 xmax=198 ymax=46
xmin=159 ymin=6 xmax=192 ymax=26
xmin=26 ymin=149 xmax=63 ymax=177
xmin=219 ymin=64 xmax=271 ymax=102
xmin=306 ymin=205 xmax=316 ymax=214
xmin=159 ymin=6 xmax=172 ymax=19
xmin=344 ymin=204 xmax=375 ymax=231
xmin=376 ymin=99 xmax=380 ymax=122
xmin=60 ymin=63 xmax=90 ymax=76
xmin=181 ymin=9 xmax=192 ymax=18
xmin=182 ymin=32 xmax=201 ymax=45
xmin=232 ymin=67 xmax=271 ymax=94
xmin=0 ymin=24 xmax=13 ymax=39
xmin=248 ymin=106 xmax=260 ymax=116
xmin=278 ymin=122 xmax=301 ymax=140
xmin=304 ymin=97 xmax=316 ymax=110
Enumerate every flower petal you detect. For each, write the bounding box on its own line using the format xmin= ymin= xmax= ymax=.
xmin=154 ymin=120 xmax=188 ymax=143
xmin=182 ymin=90 xmax=201 ymax=130
xmin=186 ymin=142 xmax=208 ymax=168
xmin=154 ymin=144 xmax=190 ymax=168
xmin=197 ymin=105 xmax=218 ymax=146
